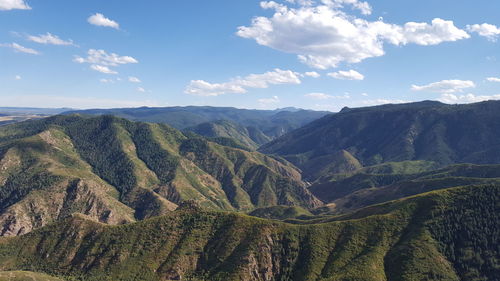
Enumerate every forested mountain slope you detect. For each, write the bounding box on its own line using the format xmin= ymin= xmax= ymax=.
xmin=0 ymin=184 xmax=497 ymax=281
xmin=0 ymin=115 xmax=321 ymax=236
xmin=260 ymin=101 xmax=500 ymax=180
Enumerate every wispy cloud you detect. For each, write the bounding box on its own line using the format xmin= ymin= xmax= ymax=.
xmin=411 ymin=79 xmax=475 ymax=94
xmin=439 ymin=93 xmax=500 ymax=104
xmin=185 ymin=68 xmax=301 ymax=96
xmin=129 ymin=76 xmax=141 ymax=83
xmin=0 ymin=42 xmax=39 ymax=55
xmin=27 ymin=32 xmax=76 ymax=46
xmin=486 ymin=77 xmax=500 ymax=83
xmin=90 ymin=65 xmax=118 ymax=74
xmin=328 ymin=70 xmax=364 ymax=80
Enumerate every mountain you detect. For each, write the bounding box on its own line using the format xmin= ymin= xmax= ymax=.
xmin=0 ymin=184 xmax=497 ymax=281
xmin=311 ymin=163 xmax=500 ymax=214
xmin=64 ymin=106 xmax=330 ymax=143
xmin=260 ymin=100 xmax=500 ymax=180
xmin=0 ymin=271 xmax=63 ymax=281
xmin=0 ymin=115 xmax=321 ymax=236
xmin=185 ymin=120 xmax=271 ymax=150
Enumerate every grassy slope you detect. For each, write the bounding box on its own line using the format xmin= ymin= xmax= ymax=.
xmin=0 ymin=271 xmax=63 ymax=281
xmin=310 ymin=163 xmax=500 ymax=214
xmin=0 ymin=184 xmax=497 ymax=281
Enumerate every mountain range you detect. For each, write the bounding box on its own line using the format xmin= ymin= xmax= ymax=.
xmin=0 ymin=101 xmax=498 ymax=280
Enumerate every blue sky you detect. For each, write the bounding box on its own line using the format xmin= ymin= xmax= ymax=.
xmin=1 ymin=0 xmax=499 ymax=111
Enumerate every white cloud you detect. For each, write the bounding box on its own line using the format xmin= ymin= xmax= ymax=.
xmin=27 ymin=32 xmax=75 ymax=46
xmin=90 ymin=65 xmax=118 ymax=74
xmin=15 ymin=75 xmax=21 ymax=80
xmin=439 ymin=93 xmax=500 ymax=104
xmin=74 ymin=49 xmax=138 ymax=66
xmin=88 ymin=13 xmax=119 ymax=29
xmin=322 ymin=0 xmax=372 ymax=15
xmin=305 ymin=92 xmax=333 ymax=99
xmin=411 ymin=79 xmax=475 ymax=94
xmin=328 ymin=69 xmax=364 ymax=80
xmin=487 ymin=77 xmax=500 ymax=83
xmin=237 ymin=2 xmax=469 ymax=69
xmin=129 ymin=76 xmax=141 ymax=83
xmin=74 ymin=49 xmax=138 ymax=75
xmin=0 ymin=0 xmax=30 ymax=11
xmin=467 ymin=23 xmax=500 ymax=41
xmin=361 ymin=99 xmax=408 ymax=106
xmin=361 ymin=92 xmax=368 ymax=96
xmin=0 ymin=42 xmax=39 ymax=54
xmin=304 ymin=71 xmax=320 ymax=78
xmin=137 ymin=87 xmax=146 ymax=93
xmin=305 ymin=92 xmax=350 ymax=99
xmin=100 ymin=78 xmax=115 ymax=83
xmin=0 ymin=95 xmax=161 ymax=109
xmin=185 ymin=68 xmax=301 ymax=96
xmin=258 ymin=96 xmax=280 ymax=108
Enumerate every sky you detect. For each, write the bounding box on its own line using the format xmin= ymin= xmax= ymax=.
xmin=1 ymin=0 xmax=499 ymax=111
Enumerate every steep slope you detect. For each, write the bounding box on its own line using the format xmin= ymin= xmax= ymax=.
xmin=260 ymin=100 xmax=500 ymax=180
xmin=0 ymin=115 xmax=320 ymax=236
xmin=0 ymin=184 xmax=497 ymax=281
xmin=64 ymin=106 xmax=329 ymax=141
xmin=185 ymin=120 xmax=271 ymax=150
xmin=311 ymin=163 xmax=500 ymax=214
xmin=0 ymin=271 xmax=63 ymax=281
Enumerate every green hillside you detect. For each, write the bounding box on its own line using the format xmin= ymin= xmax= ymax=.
xmin=185 ymin=120 xmax=271 ymax=150
xmin=0 ymin=184 xmax=497 ymax=281
xmin=0 ymin=115 xmax=321 ymax=236
xmin=310 ymin=163 xmax=500 ymax=214
xmin=63 ymin=106 xmax=329 ymax=143
xmin=260 ymin=101 xmax=500 ymax=180
xmin=0 ymin=271 xmax=63 ymax=281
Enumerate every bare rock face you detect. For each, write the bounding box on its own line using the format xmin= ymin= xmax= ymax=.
xmin=0 ymin=179 xmax=134 ymax=237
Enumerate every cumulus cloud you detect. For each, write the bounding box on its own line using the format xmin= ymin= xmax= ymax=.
xmin=27 ymin=32 xmax=75 ymax=46
xmin=328 ymin=69 xmax=364 ymax=80
xmin=304 ymin=71 xmax=320 ymax=78
xmin=237 ymin=2 xmax=469 ymax=69
xmin=0 ymin=0 xmax=30 ymax=10
xmin=74 ymin=49 xmax=138 ymax=74
xmin=90 ymin=65 xmax=118 ymax=74
xmin=128 ymin=76 xmax=141 ymax=83
xmin=185 ymin=68 xmax=301 ymax=96
xmin=88 ymin=13 xmax=119 ymax=29
xmin=0 ymin=42 xmax=39 ymax=54
xmin=486 ymin=77 xmax=500 ymax=83
xmin=74 ymin=49 xmax=138 ymax=66
xmin=411 ymin=79 xmax=475 ymax=94
xmin=322 ymin=0 xmax=372 ymax=15
xmin=137 ymin=87 xmax=146 ymax=93
xmin=439 ymin=93 xmax=500 ymax=104
xmin=467 ymin=23 xmax=500 ymax=41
